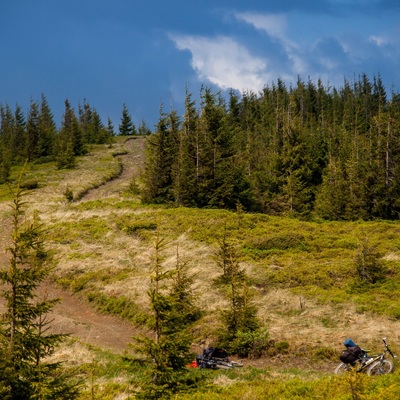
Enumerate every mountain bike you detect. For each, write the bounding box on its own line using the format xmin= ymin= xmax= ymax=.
xmin=196 ymin=347 xmax=243 ymax=369
xmin=334 ymin=338 xmax=397 ymax=376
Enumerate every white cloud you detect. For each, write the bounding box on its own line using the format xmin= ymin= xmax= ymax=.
xmin=170 ymin=34 xmax=271 ymax=92
xmin=234 ymin=12 xmax=287 ymax=40
xmin=369 ymin=35 xmax=388 ymax=46
xmin=169 ymin=10 xmax=400 ymax=95
xmin=319 ymin=57 xmax=338 ymax=70
xmin=234 ymin=12 xmax=305 ymax=75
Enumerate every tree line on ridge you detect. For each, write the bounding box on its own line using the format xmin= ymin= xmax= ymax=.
xmin=2 ymin=73 xmax=400 ymax=221
xmin=142 ymin=74 xmax=400 ymax=221
xmin=0 ymin=96 xmax=150 ymax=177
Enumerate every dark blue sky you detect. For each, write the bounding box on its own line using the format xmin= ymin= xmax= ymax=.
xmin=1 ymin=0 xmax=400 ymax=129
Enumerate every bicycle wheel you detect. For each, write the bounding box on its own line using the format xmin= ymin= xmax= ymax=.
xmin=230 ymin=361 xmax=243 ymax=368
xmin=214 ymin=361 xmax=233 ymax=370
xmin=334 ymin=363 xmax=352 ymax=374
xmin=366 ymin=359 xmax=394 ymax=376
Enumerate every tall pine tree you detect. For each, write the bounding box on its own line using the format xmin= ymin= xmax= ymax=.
xmin=141 ymin=105 xmax=176 ymax=204
xmin=56 ymin=100 xmax=84 ymax=169
xmin=0 ymin=174 xmax=80 ymax=399
xmin=134 ymin=230 xmax=200 ymax=399
xmin=119 ymin=104 xmax=136 ymax=136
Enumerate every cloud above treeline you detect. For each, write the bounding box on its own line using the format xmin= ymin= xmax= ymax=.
xmin=169 ymin=7 xmax=400 ymax=93
xmin=169 ymin=34 xmax=271 ymax=92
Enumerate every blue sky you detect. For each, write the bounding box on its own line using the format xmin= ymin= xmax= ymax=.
xmin=1 ymin=0 xmax=400 ymax=129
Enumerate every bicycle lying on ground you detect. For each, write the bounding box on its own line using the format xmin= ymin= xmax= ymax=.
xmin=196 ymin=347 xmax=243 ymax=369
xmin=334 ymin=338 xmax=397 ymax=376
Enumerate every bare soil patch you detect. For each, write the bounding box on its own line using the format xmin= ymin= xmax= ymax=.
xmin=39 ymin=281 xmax=138 ymax=353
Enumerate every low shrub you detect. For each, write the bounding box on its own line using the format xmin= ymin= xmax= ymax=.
xmin=247 ymin=233 xmax=307 ymax=252
xmin=20 ymin=179 xmax=39 ymax=190
xmin=32 ymin=155 xmax=55 ymax=164
xmin=275 ymin=340 xmax=290 ymax=353
xmin=129 ymin=178 xmax=141 ymax=195
xmin=88 ymin=292 xmax=147 ymax=325
xmin=64 ymin=186 xmax=74 ymax=202
xmin=312 ymin=346 xmax=337 ymax=361
xmin=220 ymin=328 xmax=271 ymax=358
xmin=126 ymin=223 xmax=158 ymax=235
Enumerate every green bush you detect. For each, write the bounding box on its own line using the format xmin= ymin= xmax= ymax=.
xmin=220 ymin=328 xmax=270 ymax=358
xmin=312 ymin=346 xmax=337 ymax=361
xmin=275 ymin=341 xmax=290 ymax=353
xmin=64 ymin=186 xmax=74 ymax=202
xmin=126 ymin=223 xmax=157 ymax=234
xmin=20 ymin=179 xmax=39 ymax=189
xmin=247 ymin=233 xmax=307 ymax=252
xmin=129 ymin=178 xmax=141 ymax=195
xmin=355 ymin=238 xmax=388 ymax=284
xmin=32 ymin=155 xmax=55 ymax=164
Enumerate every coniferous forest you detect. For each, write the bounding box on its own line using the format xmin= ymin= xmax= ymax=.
xmin=0 ymin=96 xmax=150 ymax=179
xmin=142 ymin=74 xmax=400 ymax=221
xmin=2 ymin=74 xmax=400 ymax=221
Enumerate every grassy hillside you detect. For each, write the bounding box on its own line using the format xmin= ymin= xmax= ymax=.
xmin=1 ymin=137 xmax=400 ymax=399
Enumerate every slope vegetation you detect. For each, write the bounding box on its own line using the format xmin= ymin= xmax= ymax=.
xmin=1 ymin=136 xmax=400 ymax=398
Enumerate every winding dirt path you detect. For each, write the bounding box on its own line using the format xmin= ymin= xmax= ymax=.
xmin=82 ymin=137 xmax=145 ymax=201
xmin=40 ymin=282 xmax=139 ymax=353
xmin=0 ymin=137 xmax=147 ymax=354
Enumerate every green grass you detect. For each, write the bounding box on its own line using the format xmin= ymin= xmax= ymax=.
xmin=173 ymin=368 xmax=400 ymax=400
xmin=72 ymin=346 xmax=139 ymax=400
xmin=68 ymin=345 xmax=400 ymax=400
xmin=49 ymin=199 xmax=400 ymax=320
xmin=0 ymin=143 xmax=122 ymax=202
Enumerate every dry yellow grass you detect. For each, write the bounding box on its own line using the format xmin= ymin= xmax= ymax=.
xmin=212 ymin=375 xmax=240 ymax=387
xmin=256 ymin=287 xmax=400 ymax=353
xmin=46 ymin=340 xmax=94 ymax=366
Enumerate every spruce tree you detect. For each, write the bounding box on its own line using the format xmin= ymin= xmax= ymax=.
xmin=107 ymin=117 xmax=115 ymax=137
xmin=38 ymin=94 xmax=56 ymax=159
xmin=172 ymin=87 xmax=198 ymax=207
xmin=0 ymin=105 xmax=13 ymax=181
xmin=0 ymin=142 xmax=11 ymax=184
xmin=278 ymin=124 xmax=314 ymax=216
xmin=215 ymin=230 xmax=268 ymax=358
xmin=78 ymin=100 xmax=108 ymax=144
xmin=78 ymin=99 xmax=94 ymax=144
xmin=0 ymin=175 xmax=80 ymax=399
xmin=14 ymin=104 xmax=27 ymax=163
xmin=141 ymin=105 xmax=176 ymax=204
xmin=134 ymin=230 xmax=200 ymax=399
xmin=91 ymin=110 xmax=108 ymax=144
xmin=314 ymin=159 xmax=349 ymax=220
xmin=138 ymin=119 xmax=152 ymax=135
xmin=119 ymin=104 xmax=136 ymax=136
xmin=196 ymin=87 xmax=227 ymax=207
xmin=56 ymin=100 xmax=84 ymax=168
xmin=26 ymin=100 xmax=41 ymax=161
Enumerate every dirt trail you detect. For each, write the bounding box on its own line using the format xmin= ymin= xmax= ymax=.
xmin=0 ymin=137 xmax=147 ymax=354
xmin=39 ymin=282 xmax=138 ymax=353
xmin=82 ymin=137 xmax=145 ymax=201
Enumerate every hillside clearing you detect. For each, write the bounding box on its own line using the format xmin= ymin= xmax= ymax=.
xmin=0 ymin=136 xmax=400 ymax=398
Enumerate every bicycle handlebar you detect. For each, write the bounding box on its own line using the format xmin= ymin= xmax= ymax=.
xmin=382 ymin=338 xmax=397 ymax=359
